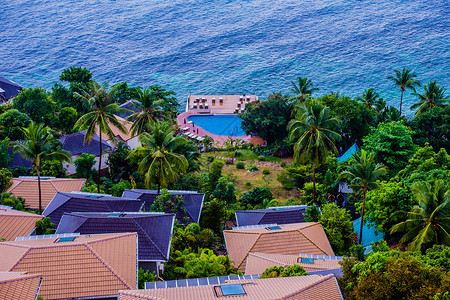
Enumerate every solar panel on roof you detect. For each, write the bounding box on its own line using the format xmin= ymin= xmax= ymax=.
xmin=220 ymin=284 xmax=246 ymax=296
xmin=145 ymin=282 xmax=156 ymax=289
xmin=208 ymin=277 xmax=219 ymax=285
xmin=228 ymin=275 xmax=239 ymax=281
xmin=218 ymin=276 xmax=229 ymax=284
xmin=166 ymin=280 xmax=177 ymax=288
xmin=155 ymin=281 xmax=166 ymax=289
xmin=198 ymin=277 xmax=209 ymax=286
xmin=176 ymin=279 xmax=188 ymax=287
xmin=57 ymin=236 xmax=76 ymax=243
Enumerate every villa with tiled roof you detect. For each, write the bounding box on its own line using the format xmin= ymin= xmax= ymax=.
xmin=224 ymin=223 xmax=334 ymax=272
xmin=7 ymin=177 xmax=85 ymax=210
xmin=119 ymin=274 xmax=343 ymax=300
xmin=43 ymin=192 xmax=144 ymax=226
xmin=57 ymin=212 xmax=175 ymax=273
xmin=0 ymin=272 xmax=42 ymax=300
xmin=0 ymin=232 xmax=137 ymax=300
xmin=0 ymin=206 xmax=43 ymax=241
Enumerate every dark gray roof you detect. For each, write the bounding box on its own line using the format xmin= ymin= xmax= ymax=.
xmin=0 ymin=76 xmax=22 ymax=101
xmin=60 ymin=130 xmax=111 ymax=156
xmin=56 ymin=212 xmax=175 ymax=262
xmin=43 ymin=192 xmax=144 ymax=226
xmin=122 ymin=189 xmax=204 ymax=224
xmin=235 ymin=205 xmax=308 ymax=227
xmin=7 ymin=147 xmax=32 ymax=170
xmin=117 ymin=100 xmax=140 ymax=118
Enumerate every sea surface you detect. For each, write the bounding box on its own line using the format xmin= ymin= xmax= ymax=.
xmin=1 ymin=0 xmax=449 ymax=116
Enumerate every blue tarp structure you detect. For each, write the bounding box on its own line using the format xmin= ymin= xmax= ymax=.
xmin=353 ymin=217 xmax=384 ymax=248
xmin=337 ymin=143 xmax=360 ymax=163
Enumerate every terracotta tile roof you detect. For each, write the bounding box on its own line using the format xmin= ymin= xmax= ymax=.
xmin=118 ymin=274 xmax=343 ymax=300
xmin=0 ymin=272 xmax=42 ymax=300
xmin=94 ymin=115 xmax=136 ymax=143
xmin=0 ymin=207 xmax=43 ymax=241
xmin=43 ymin=192 xmax=144 ymax=227
xmin=122 ymin=189 xmax=204 ymax=224
xmin=224 ymin=223 xmax=334 ymax=272
xmin=245 ymin=253 xmax=342 ymax=275
xmin=56 ymin=212 xmax=175 ymax=261
xmin=235 ymin=205 xmax=308 ymax=227
xmin=7 ymin=178 xmax=86 ymax=210
xmin=0 ymin=232 xmax=137 ymax=300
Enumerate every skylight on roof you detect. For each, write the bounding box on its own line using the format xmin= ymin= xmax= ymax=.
xmin=88 ymin=195 xmax=102 ymax=198
xmin=56 ymin=236 xmax=76 ymax=243
xmin=266 ymin=225 xmax=282 ymax=230
xmin=300 ymin=257 xmax=315 ymax=264
xmin=220 ymin=284 xmax=246 ymax=297
xmin=108 ymin=212 xmax=123 ymax=217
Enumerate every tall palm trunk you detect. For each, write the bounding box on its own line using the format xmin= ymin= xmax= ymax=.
xmin=312 ymin=161 xmax=316 ymax=204
xmin=399 ymin=90 xmax=404 ymax=114
xmin=359 ymin=188 xmax=367 ymax=245
xmin=97 ymin=130 xmax=102 ymax=193
xmin=37 ymin=166 xmax=42 ymax=215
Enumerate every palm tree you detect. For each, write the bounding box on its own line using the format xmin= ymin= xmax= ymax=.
xmin=13 ymin=123 xmax=71 ymax=214
xmin=290 ymin=76 xmax=319 ymax=103
xmin=387 ymin=68 xmax=421 ymax=114
xmin=339 ymin=150 xmax=388 ymax=245
xmin=356 ymin=88 xmax=386 ymax=112
xmin=378 ymin=106 xmax=403 ymax=123
xmin=128 ymin=121 xmax=188 ymax=194
xmin=74 ymin=81 xmax=127 ymax=192
xmin=288 ymin=100 xmax=341 ymax=203
xmin=390 ymin=180 xmax=450 ymax=252
xmin=127 ymin=86 xmax=166 ymax=136
xmin=411 ymin=81 xmax=449 ymax=117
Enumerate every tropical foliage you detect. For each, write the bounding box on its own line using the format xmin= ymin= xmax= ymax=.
xmin=290 ymin=76 xmax=319 ymax=102
xmin=411 ymin=81 xmax=448 ymax=116
xmin=387 ymin=68 xmax=421 ymax=114
xmin=260 ymin=265 xmax=307 ymax=278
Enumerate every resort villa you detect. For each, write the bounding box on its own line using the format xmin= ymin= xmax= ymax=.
xmin=177 ymin=95 xmax=264 ymax=145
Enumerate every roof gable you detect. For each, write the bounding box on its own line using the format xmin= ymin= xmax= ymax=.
xmin=60 ymin=130 xmax=111 ymax=156
xmin=0 ymin=207 xmax=43 ymax=241
xmin=0 ymin=272 xmax=42 ymax=300
xmin=0 ymin=77 xmax=22 ymax=100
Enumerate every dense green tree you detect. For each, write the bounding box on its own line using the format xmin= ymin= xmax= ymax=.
xmin=174 ymin=140 xmax=201 ymax=173
xmin=240 ymin=186 xmax=273 ymax=208
xmin=419 ymin=244 xmax=450 ymax=272
xmin=205 ymin=160 xmax=225 ymax=197
xmin=106 ymin=141 xmax=136 ymax=181
xmin=240 ymin=93 xmax=293 ymax=145
xmin=387 ymin=68 xmax=421 ymax=114
xmin=36 ymin=159 xmax=67 ymax=177
xmin=111 ymin=82 xmax=139 ymax=104
xmin=260 ymin=265 xmax=307 ymax=278
xmin=318 ymin=94 xmax=375 ymax=149
xmin=202 ymin=136 xmax=214 ymax=152
xmin=378 ymin=105 xmax=404 ymax=123
xmin=391 ymin=179 xmax=450 ymax=252
xmin=0 ymin=109 xmax=32 ymax=140
xmin=288 ymin=100 xmax=341 ymax=203
xmin=74 ymin=153 xmax=96 ymax=179
xmin=13 ymin=123 xmax=71 ymax=214
xmin=364 ymin=181 xmax=413 ymax=238
xmin=170 ymin=223 xmax=217 ymax=253
xmin=0 ymin=168 xmax=13 ymax=192
xmin=211 ymin=177 xmax=236 ymax=204
xmin=145 ymin=86 xmax=179 ymax=119
xmin=356 ymin=88 xmax=385 ymax=112
xmin=290 ymin=76 xmax=319 ymax=102
xmin=60 ymin=66 xmax=92 ymax=83
xmin=127 ymin=86 xmax=167 ymax=136
xmin=0 ymin=138 xmax=12 ymax=169
xmin=74 ymin=81 xmax=127 ymax=192
xmin=409 ymin=105 xmax=450 ymax=152
xmin=150 ymin=189 xmax=187 ymax=220
xmin=340 ymin=150 xmax=388 ymax=244
xmin=138 ymin=268 xmax=156 ymax=289
xmin=411 ymin=81 xmax=449 ymax=116
xmin=303 ymin=205 xmax=321 ymax=222
xmin=13 ymin=88 xmax=56 ymax=125
xmin=35 ymin=217 xmax=55 ymax=235
xmin=51 ymin=83 xmax=88 ymax=114
xmin=200 ymin=198 xmax=228 ymax=233
xmin=57 ymin=107 xmax=78 ymax=134
xmin=0 ymin=193 xmax=27 ymax=211
xmin=128 ymin=121 xmax=188 ymax=194
xmin=319 ymin=203 xmax=355 ymax=256
xmin=363 ymin=121 xmax=416 ymax=175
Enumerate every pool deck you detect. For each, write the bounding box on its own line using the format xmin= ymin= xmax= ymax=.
xmin=177 ymin=95 xmax=264 ymax=146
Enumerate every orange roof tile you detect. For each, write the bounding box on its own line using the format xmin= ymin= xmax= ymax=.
xmin=245 ymin=253 xmax=342 ymax=275
xmin=0 ymin=207 xmax=43 ymax=241
xmin=0 ymin=272 xmax=42 ymax=300
xmin=95 ymin=115 xmax=136 ymax=143
xmin=0 ymin=233 xmax=137 ymax=300
xmin=118 ymin=275 xmax=343 ymax=300
xmin=7 ymin=178 xmax=86 ymax=210
xmin=224 ymin=223 xmax=334 ymax=272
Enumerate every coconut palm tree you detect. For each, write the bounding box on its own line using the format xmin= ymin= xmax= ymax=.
xmin=127 ymin=86 xmax=167 ymax=136
xmin=74 ymin=81 xmax=128 ymax=192
xmin=290 ymin=76 xmax=319 ymax=103
xmin=411 ymin=81 xmax=449 ymax=117
xmin=391 ymin=180 xmax=450 ymax=252
xmin=288 ymin=100 xmax=341 ymax=203
xmin=387 ymin=68 xmax=421 ymax=114
xmin=378 ymin=106 xmax=403 ymax=123
xmin=339 ymin=150 xmax=388 ymax=245
xmin=128 ymin=120 xmax=188 ymax=194
xmin=356 ymin=88 xmax=386 ymax=112
xmin=13 ymin=122 xmax=71 ymax=214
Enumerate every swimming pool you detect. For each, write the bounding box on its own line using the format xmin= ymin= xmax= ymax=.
xmin=187 ymin=115 xmax=246 ymax=137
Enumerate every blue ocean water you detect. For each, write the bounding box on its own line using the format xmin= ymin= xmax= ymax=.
xmin=187 ymin=115 xmax=245 ymax=136
xmin=1 ymin=0 xmax=449 ymax=116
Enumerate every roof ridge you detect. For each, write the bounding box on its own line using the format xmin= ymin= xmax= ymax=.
xmin=296 ymin=224 xmax=329 ymax=255
xmin=84 ymin=242 xmax=133 ymax=289
xmin=238 ymin=234 xmax=263 ymax=270
xmin=284 ymin=274 xmax=334 ymax=299
xmin=10 ymin=248 xmax=31 ymax=271
xmin=132 ymin=219 xmax=168 ymax=261
xmin=0 ymin=274 xmax=42 ymax=284
xmin=249 ymin=252 xmax=289 ymax=267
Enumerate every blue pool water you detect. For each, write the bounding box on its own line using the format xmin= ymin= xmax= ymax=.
xmin=187 ymin=115 xmax=246 ymax=137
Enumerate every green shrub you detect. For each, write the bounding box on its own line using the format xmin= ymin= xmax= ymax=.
xmin=234 ymin=151 xmax=242 ymax=157
xmin=277 ymin=170 xmax=295 ymax=189
xmin=35 ymin=217 xmax=55 ymax=235
xmin=240 ymin=187 xmax=273 ymax=207
xmin=206 ymin=156 xmax=214 ymax=163
xmin=236 ymin=162 xmax=245 ymax=169
xmin=280 ymin=161 xmax=287 ymax=168
xmin=258 ymin=155 xmax=267 ymax=161
xmin=245 ymin=182 xmax=252 ymax=188
xmin=262 ymin=168 xmax=270 ymax=175
xmin=138 ymin=268 xmax=156 ymax=289
xmin=74 ymin=153 xmax=96 ymax=179
xmin=247 ymin=165 xmax=259 ymax=172
xmin=260 ymin=265 xmax=307 ymax=278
